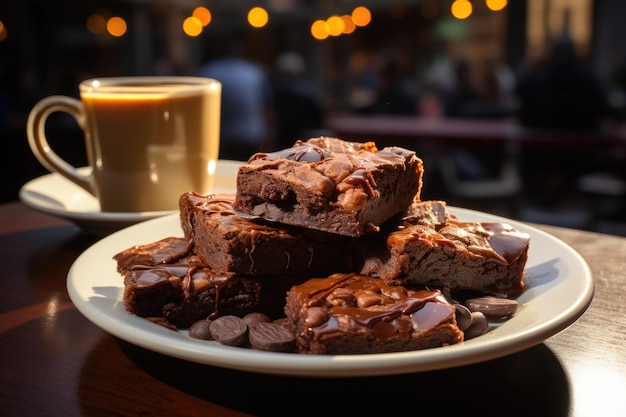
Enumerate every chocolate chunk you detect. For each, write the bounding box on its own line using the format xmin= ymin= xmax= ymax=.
xmin=242 ymin=312 xmax=271 ymax=328
xmin=465 ymin=296 xmax=519 ymax=319
xmin=464 ymin=311 xmax=489 ymax=340
xmin=189 ymin=319 xmax=214 ymax=340
xmin=209 ymin=315 xmax=248 ymax=346
xmin=454 ymin=303 xmax=472 ymax=331
xmin=248 ymin=322 xmax=295 ymax=352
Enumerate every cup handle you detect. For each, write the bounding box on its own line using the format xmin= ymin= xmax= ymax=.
xmin=26 ymin=95 xmax=96 ymax=196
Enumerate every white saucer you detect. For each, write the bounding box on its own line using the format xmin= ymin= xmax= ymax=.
xmin=19 ymin=160 xmax=243 ymax=236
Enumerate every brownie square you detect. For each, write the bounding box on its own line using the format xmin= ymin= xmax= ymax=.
xmin=114 ymin=237 xmax=263 ymax=328
xmin=234 ymin=137 xmax=424 ymax=237
xmin=355 ymin=211 xmax=531 ymax=295
xmin=285 ymin=273 xmax=463 ymax=354
xmin=179 ymin=191 xmax=351 ymax=276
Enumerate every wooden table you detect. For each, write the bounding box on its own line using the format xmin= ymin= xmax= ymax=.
xmin=1 ymin=201 xmax=625 ymax=417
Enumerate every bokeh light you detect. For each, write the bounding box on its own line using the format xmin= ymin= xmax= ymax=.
xmin=248 ymin=7 xmax=269 ymax=28
xmin=326 ymin=15 xmax=345 ymax=36
xmin=486 ymin=0 xmax=507 ymax=12
xmin=341 ymin=15 xmax=356 ymax=34
xmin=86 ymin=14 xmax=107 ymax=34
xmin=352 ymin=6 xmax=371 ymax=27
xmin=192 ymin=7 xmax=212 ymax=26
xmin=311 ymin=19 xmax=329 ymax=40
xmin=451 ymin=0 xmax=473 ymax=19
xmin=0 ymin=20 xmax=6 ymax=42
xmin=106 ymin=16 xmax=127 ymax=37
xmin=183 ymin=16 xmax=203 ymax=36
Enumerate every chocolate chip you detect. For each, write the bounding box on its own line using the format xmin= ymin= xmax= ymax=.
xmin=465 ymin=296 xmax=518 ymax=319
xmin=189 ymin=319 xmax=214 ymax=340
xmin=248 ymin=322 xmax=296 ymax=352
xmin=454 ymin=303 xmax=472 ymax=331
xmin=242 ymin=312 xmax=271 ymax=328
xmin=464 ymin=311 xmax=489 ymax=340
xmin=209 ymin=315 xmax=248 ymax=346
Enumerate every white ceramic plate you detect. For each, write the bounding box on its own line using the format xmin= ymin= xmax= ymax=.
xmin=66 ymin=207 xmax=594 ymax=377
xmin=19 ymin=160 xmax=243 ymax=236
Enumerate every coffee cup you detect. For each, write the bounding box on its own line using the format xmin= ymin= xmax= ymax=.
xmin=26 ymin=76 xmax=221 ymax=212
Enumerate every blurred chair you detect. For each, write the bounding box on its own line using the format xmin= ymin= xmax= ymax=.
xmin=438 ymin=144 xmax=522 ymax=216
xmin=576 ymin=170 xmax=626 ymax=231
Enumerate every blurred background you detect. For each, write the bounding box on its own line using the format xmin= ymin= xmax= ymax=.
xmin=2 ymin=0 xmax=626 ymax=235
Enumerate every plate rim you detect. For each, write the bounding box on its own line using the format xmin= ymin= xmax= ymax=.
xmin=66 ymin=207 xmax=594 ymax=377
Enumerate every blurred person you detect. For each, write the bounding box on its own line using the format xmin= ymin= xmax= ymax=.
xmin=442 ymin=59 xmax=511 ymax=180
xmin=443 ymin=57 xmax=514 ymax=119
xmin=197 ymin=37 xmax=273 ymax=160
xmin=478 ymin=52 xmax=517 ymax=117
xmin=372 ymin=58 xmax=419 ymax=115
xmin=359 ymin=57 xmax=419 ymax=115
xmin=442 ymin=59 xmax=481 ymax=118
xmin=271 ymin=51 xmax=325 ymax=149
xmin=514 ymin=33 xmax=616 ymax=210
xmin=514 ymin=34 xmax=611 ymax=131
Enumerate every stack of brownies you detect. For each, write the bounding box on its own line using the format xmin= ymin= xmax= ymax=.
xmin=114 ymin=137 xmax=530 ymax=354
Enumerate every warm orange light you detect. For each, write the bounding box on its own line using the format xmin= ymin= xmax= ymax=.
xmin=86 ymin=14 xmax=107 ymax=34
xmin=106 ymin=16 xmax=127 ymax=37
xmin=486 ymin=0 xmax=507 ymax=11
xmin=183 ymin=16 xmax=203 ymax=36
xmin=352 ymin=6 xmax=371 ymax=27
xmin=451 ymin=0 xmax=472 ymax=19
xmin=248 ymin=7 xmax=269 ymax=28
xmin=326 ymin=15 xmax=345 ymax=36
xmin=311 ymin=19 xmax=329 ymax=40
xmin=0 ymin=20 xmax=6 ymax=42
xmin=192 ymin=7 xmax=212 ymax=26
xmin=341 ymin=15 xmax=356 ymax=34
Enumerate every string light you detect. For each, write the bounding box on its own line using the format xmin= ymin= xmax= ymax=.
xmin=311 ymin=19 xmax=330 ymax=40
xmin=326 ymin=15 xmax=345 ymax=36
xmin=341 ymin=15 xmax=356 ymax=34
xmin=486 ymin=0 xmax=507 ymax=12
xmin=352 ymin=6 xmax=371 ymax=27
xmin=86 ymin=14 xmax=107 ymax=34
xmin=248 ymin=7 xmax=269 ymax=28
xmin=183 ymin=16 xmax=203 ymax=36
xmin=192 ymin=7 xmax=212 ymax=26
xmin=0 ymin=20 xmax=7 ymax=42
xmin=106 ymin=16 xmax=127 ymax=37
xmin=451 ymin=0 xmax=473 ymax=19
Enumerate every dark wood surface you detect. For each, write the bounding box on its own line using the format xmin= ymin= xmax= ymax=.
xmin=1 ymin=201 xmax=625 ymax=417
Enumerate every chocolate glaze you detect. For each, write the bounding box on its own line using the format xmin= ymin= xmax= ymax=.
xmin=343 ymin=168 xmax=377 ymax=197
xmin=114 ymin=236 xmax=193 ymax=274
xmin=390 ymin=219 xmax=530 ymax=265
xmin=181 ymin=192 xmax=332 ymax=273
xmin=293 ymin=273 xmax=454 ymax=339
xmin=248 ymin=142 xmax=331 ymax=163
xmin=117 ymin=237 xmax=242 ymax=319
xmin=447 ymin=220 xmax=530 ymax=264
xmin=246 ymin=138 xmax=410 ymax=196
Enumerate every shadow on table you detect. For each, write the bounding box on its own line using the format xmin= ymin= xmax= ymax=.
xmin=111 ymin=339 xmax=570 ymax=417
